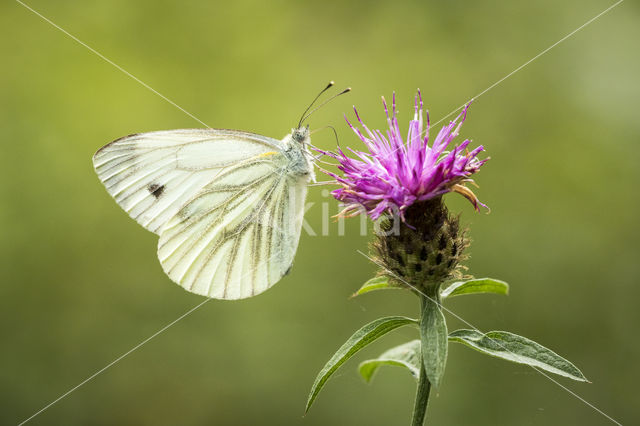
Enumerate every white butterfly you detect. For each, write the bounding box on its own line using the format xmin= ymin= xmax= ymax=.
xmin=93 ymin=83 xmax=349 ymax=300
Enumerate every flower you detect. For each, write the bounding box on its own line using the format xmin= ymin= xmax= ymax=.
xmin=322 ymin=91 xmax=488 ymax=221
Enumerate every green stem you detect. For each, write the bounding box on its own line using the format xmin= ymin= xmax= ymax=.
xmin=411 ymin=294 xmax=434 ymax=426
xmin=411 ymin=359 xmax=432 ymax=425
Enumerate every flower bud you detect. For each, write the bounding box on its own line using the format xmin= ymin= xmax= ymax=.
xmin=373 ymin=197 xmax=468 ymax=294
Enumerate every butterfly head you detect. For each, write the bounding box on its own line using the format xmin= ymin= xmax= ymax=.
xmin=292 ymin=125 xmax=310 ymax=145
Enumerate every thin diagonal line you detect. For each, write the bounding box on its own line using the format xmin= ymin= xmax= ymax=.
xmin=18 ymin=168 xmax=293 ymax=425
xmin=17 ymin=297 xmax=210 ymax=426
xmin=357 ymin=250 xmax=622 ymax=425
xmin=427 ymin=0 xmax=624 ymax=130
xmin=16 ymin=0 xmax=212 ymax=129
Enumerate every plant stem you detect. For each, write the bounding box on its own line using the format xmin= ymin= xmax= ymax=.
xmin=411 ymin=294 xmax=433 ymax=426
xmin=411 ymin=359 xmax=431 ymax=425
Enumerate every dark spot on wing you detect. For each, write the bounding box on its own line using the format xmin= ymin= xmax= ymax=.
xmin=148 ymin=183 xmax=165 ymax=198
xmin=284 ymin=264 xmax=293 ymax=276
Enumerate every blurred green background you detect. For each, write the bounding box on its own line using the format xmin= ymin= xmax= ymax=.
xmin=2 ymin=0 xmax=638 ymax=425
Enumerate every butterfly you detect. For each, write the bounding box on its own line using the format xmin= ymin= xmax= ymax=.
xmin=93 ymin=83 xmax=349 ymax=300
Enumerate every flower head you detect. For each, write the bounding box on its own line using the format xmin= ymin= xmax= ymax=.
xmin=323 ymin=91 xmax=488 ymax=221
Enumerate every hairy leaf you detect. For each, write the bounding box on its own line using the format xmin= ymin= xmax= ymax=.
xmin=420 ymin=297 xmax=448 ymax=388
xmin=440 ymin=278 xmax=509 ymax=299
xmin=306 ymin=316 xmax=418 ymax=412
xmin=352 ymin=276 xmax=398 ymax=297
xmin=359 ymin=340 xmax=421 ymax=383
xmin=449 ymin=329 xmax=588 ymax=382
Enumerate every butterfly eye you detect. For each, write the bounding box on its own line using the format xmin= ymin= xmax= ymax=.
xmin=292 ymin=127 xmax=308 ymax=143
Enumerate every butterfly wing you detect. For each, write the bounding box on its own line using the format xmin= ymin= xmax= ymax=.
xmin=157 ymin=169 xmax=308 ymax=299
xmin=92 ymin=129 xmax=282 ymax=234
xmin=93 ymin=128 xmax=309 ymax=299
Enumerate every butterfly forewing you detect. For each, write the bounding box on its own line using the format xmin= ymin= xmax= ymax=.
xmin=92 ymin=129 xmax=282 ymax=234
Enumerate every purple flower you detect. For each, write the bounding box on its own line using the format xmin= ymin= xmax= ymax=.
xmin=322 ymin=91 xmax=488 ymax=220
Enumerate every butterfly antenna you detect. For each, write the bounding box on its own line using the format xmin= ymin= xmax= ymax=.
xmin=300 ymin=87 xmax=351 ymax=126
xmin=297 ymin=81 xmax=335 ymax=128
xmin=310 ymin=125 xmax=340 ymax=147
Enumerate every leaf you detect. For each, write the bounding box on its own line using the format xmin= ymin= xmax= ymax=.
xmin=306 ymin=316 xmax=418 ymax=412
xmin=440 ymin=277 xmax=509 ymax=299
xmin=420 ymin=297 xmax=448 ymax=388
xmin=449 ymin=329 xmax=588 ymax=382
xmin=352 ymin=276 xmax=398 ymax=297
xmin=359 ymin=340 xmax=421 ymax=383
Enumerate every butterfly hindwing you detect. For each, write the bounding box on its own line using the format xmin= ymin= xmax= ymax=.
xmin=157 ymin=167 xmax=308 ymax=299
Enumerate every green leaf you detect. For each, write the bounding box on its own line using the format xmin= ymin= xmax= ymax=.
xmin=420 ymin=297 xmax=448 ymax=388
xmin=449 ymin=329 xmax=588 ymax=382
xmin=306 ymin=316 xmax=418 ymax=412
xmin=359 ymin=340 xmax=421 ymax=383
xmin=352 ymin=276 xmax=398 ymax=297
xmin=440 ymin=278 xmax=509 ymax=299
